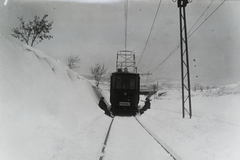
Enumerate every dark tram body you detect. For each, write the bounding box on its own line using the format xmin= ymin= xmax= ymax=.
xmin=110 ymin=71 xmax=140 ymax=115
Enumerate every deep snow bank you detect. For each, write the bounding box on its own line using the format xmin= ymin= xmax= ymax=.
xmin=0 ymin=35 xmax=109 ymax=160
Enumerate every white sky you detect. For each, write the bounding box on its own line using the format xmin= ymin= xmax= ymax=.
xmin=1 ymin=0 xmax=240 ymax=85
xmin=4 ymin=0 xmax=121 ymax=4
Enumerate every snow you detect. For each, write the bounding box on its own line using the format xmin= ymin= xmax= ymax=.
xmin=104 ymin=117 xmax=173 ymax=160
xmin=138 ymin=89 xmax=240 ymax=160
xmin=0 ymin=35 xmax=112 ymax=160
xmin=1 ymin=34 xmax=240 ymax=160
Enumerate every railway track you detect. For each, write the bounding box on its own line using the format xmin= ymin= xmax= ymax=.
xmin=135 ymin=118 xmax=178 ymax=160
xmin=98 ymin=116 xmax=179 ymax=160
xmin=99 ymin=118 xmax=114 ymax=160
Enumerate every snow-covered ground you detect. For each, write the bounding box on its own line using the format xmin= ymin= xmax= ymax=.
xmin=138 ymin=88 xmax=240 ymax=160
xmin=1 ymin=34 xmax=240 ymax=160
xmin=104 ymin=117 xmax=174 ymax=160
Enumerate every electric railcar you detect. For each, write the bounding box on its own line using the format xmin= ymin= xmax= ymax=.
xmin=110 ymin=71 xmax=140 ymax=115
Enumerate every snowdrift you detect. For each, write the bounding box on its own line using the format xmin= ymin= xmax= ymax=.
xmin=202 ymin=83 xmax=240 ymax=97
xmin=0 ymin=35 xmax=110 ymax=160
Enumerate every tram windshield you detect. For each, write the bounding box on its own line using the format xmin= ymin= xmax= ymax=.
xmin=114 ymin=75 xmax=137 ymax=90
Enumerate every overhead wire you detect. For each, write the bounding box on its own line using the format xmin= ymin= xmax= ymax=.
xmin=150 ymin=0 xmax=214 ymax=73
xmin=137 ymin=0 xmax=163 ymax=68
xmin=187 ymin=0 xmax=215 ymax=36
xmin=149 ymin=44 xmax=179 ymax=73
xmin=149 ymin=0 xmax=226 ymax=74
xmin=187 ymin=0 xmax=226 ymax=38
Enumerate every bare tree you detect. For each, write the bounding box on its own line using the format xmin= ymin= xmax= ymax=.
xmin=90 ymin=63 xmax=107 ymax=87
xmin=106 ymin=72 xmax=112 ymax=83
xmin=11 ymin=14 xmax=53 ymax=46
xmin=66 ymin=55 xmax=81 ymax=69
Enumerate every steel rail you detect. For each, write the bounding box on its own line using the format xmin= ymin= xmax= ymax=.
xmin=98 ymin=117 xmax=114 ymax=160
xmin=135 ymin=117 xmax=178 ymax=160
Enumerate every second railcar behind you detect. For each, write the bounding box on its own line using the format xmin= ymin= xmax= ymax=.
xmin=110 ymin=72 xmax=140 ymax=115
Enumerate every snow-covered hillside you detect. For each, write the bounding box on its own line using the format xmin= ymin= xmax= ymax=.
xmin=0 ymin=35 xmax=112 ymax=160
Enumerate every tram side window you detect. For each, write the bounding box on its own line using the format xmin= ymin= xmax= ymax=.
xmin=116 ymin=76 xmax=122 ymax=89
xmin=122 ymin=76 xmax=129 ymax=89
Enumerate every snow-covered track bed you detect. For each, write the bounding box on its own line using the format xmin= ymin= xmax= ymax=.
xmin=99 ymin=118 xmax=114 ymax=160
xmin=135 ymin=117 xmax=178 ymax=160
xmin=99 ymin=116 xmax=176 ymax=160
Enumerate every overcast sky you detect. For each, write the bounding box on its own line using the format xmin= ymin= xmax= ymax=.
xmin=1 ymin=0 xmax=240 ymax=85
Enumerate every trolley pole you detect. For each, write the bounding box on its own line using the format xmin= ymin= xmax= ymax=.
xmin=175 ymin=0 xmax=192 ymax=118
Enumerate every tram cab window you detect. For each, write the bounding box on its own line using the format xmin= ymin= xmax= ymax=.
xmin=122 ymin=76 xmax=128 ymax=89
xmin=114 ymin=74 xmax=137 ymax=90
xmin=129 ymin=78 xmax=135 ymax=89
xmin=116 ymin=76 xmax=122 ymax=89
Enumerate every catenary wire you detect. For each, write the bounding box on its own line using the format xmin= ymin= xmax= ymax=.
xmin=187 ymin=0 xmax=226 ymax=38
xmin=149 ymin=0 xmax=214 ymax=73
xmin=187 ymin=0 xmax=215 ymax=35
xmin=137 ymin=0 xmax=163 ymax=68
xmin=149 ymin=0 xmax=226 ymax=74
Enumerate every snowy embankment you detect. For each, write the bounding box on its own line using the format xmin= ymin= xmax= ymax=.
xmin=138 ymin=87 xmax=240 ymax=160
xmin=0 ymin=35 xmax=112 ymax=160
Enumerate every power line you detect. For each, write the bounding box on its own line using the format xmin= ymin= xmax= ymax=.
xmin=187 ymin=0 xmax=226 ymax=38
xmin=150 ymin=43 xmax=179 ymax=73
xmin=150 ymin=0 xmax=214 ymax=73
xmin=150 ymin=0 xmax=226 ymax=74
xmin=137 ymin=0 xmax=163 ymax=68
xmin=187 ymin=0 xmax=215 ymax=35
